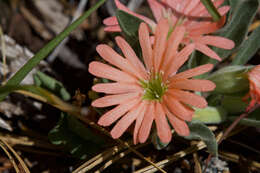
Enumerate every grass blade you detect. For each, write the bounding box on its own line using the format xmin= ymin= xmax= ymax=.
xmin=0 ymin=0 xmax=106 ymax=101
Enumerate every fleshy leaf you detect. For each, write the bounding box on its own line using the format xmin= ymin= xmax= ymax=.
xmin=207 ymin=65 xmax=252 ymax=94
xmin=193 ymin=106 xmax=227 ymax=124
xmin=185 ymin=121 xmax=218 ymax=156
xmin=232 ymin=26 xmax=260 ymax=65
xmin=116 ymin=10 xmax=143 ymax=57
xmin=33 ymin=71 xmax=71 ymax=101
xmin=221 ymin=95 xmax=247 ymax=114
xmin=48 ymin=113 xmax=105 ymax=159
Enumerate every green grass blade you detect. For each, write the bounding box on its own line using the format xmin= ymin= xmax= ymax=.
xmin=0 ymin=0 xmax=106 ymax=101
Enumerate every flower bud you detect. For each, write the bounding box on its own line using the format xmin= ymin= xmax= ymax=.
xmin=207 ymin=66 xmax=253 ymax=94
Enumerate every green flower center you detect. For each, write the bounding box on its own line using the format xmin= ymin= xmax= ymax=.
xmin=140 ymin=73 xmax=168 ymax=101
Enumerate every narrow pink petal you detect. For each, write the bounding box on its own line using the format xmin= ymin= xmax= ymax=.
xmin=89 ymin=61 xmax=137 ymax=82
xmin=189 ymin=16 xmax=226 ymax=36
xmin=155 ymin=102 xmax=172 ymax=143
xmin=92 ymin=82 xmax=142 ymax=94
xmin=161 ymin=26 xmax=186 ymax=71
xmin=214 ymin=0 xmax=225 ymax=8
xmin=98 ymin=98 xmax=140 ymax=126
xmin=115 ymin=0 xmax=131 ymax=12
xmin=195 ymin=36 xmax=234 ymax=50
xmin=133 ymin=101 xmax=148 ymax=144
xmin=164 ymin=95 xmax=193 ymax=121
xmin=170 ymin=79 xmax=216 ymax=92
xmin=103 ymin=16 xmax=118 ymax=25
xmin=165 ymin=44 xmax=195 ymax=77
xmin=195 ymin=43 xmax=221 ymax=61
xmin=170 ymin=64 xmax=213 ymax=80
xmin=139 ymin=23 xmax=153 ymax=70
xmin=115 ymin=0 xmax=156 ymax=28
xmin=110 ymin=101 xmax=145 ymax=139
xmin=138 ymin=102 xmax=155 ymax=143
xmin=115 ymin=36 xmax=148 ymax=80
xmin=183 ymin=0 xmax=200 ymax=15
xmin=104 ymin=26 xmax=122 ymax=32
xmin=189 ymin=3 xmax=206 ymax=16
xmin=217 ymin=6 xmax=230 ymax=16
xmin=153 ymin=19 xmax=169 ymax=72
xmin=96 ymin=44 xmax=143 ymax=79
xmin=147 ymin=0 xmax=164 ymax=22
xmin=164 ymin=105 xmax=190 ymax=136
xmin=92 ymin=92 xmax=140 ymax=108
xmin=199 ymin=7 xmax=229 ymax=18
xmin=168 ymin=89 xmax=208 ymax=108
xmin=163 ymin=0 xmax=183 ymax=11
xmin=190 ymin=0 xmax=225 ymax=17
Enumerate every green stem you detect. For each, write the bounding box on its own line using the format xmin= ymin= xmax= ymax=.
xmin=0 ymin=0 xmax=106 ymax=101
xmin=200 ymin=0 xmax=221 ymax=22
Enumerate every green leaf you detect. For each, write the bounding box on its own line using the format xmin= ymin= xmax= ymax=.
xmin=221 ymin=95 xmax=247 ymax=114
xmin=48 ymin=113 xmax=105 ymax=159
xmin=0 ymin=85 xmax=79 ymax=116
xmin=232 ymin=26 xmax=260 ymax=65
xmin=0 ymin=0 xmax=106 ymax=101
xmin=200 ymin=0 xmax=221 ymax=21
xmin=198 ymin=0 xmax=259 ymax=67
xmin=0 ymin=85 xmax=57 ymax=103
xmin=192 ymin=106 xmax=227 ymax=124
xmin=33 ymin=71 xmax=70 ymax=101
xmin=207 ymin=65 xmax=252 ymax=94
xmin=116 ymin=10 xmax=143 ymax=57
xmin=185 ymin=121 xmax=218 ymax=156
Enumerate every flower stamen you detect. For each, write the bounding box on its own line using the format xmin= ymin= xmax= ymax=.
xmin=140 ymin=73 xmax=168 ymax=101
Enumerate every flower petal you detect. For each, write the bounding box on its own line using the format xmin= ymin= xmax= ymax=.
xmin=98 ymin=98 xmax=140 ymax=126
xmin=164 ymin=95 xmax=193 ymax=121
xmin=166 ymin=43 xmax=195 ymax=77
xmin=115 ymin=0 xmax=156 ymax=27
xmin=96 ymin=44 xmax=143 ymax=79
xmin=155 ymin=102 xmax=172 ymax=143
xmin=195 ymin=36 xmax=234 ymax=50
xmin=183 ymin=0 xmax=200 ymax=14
xmin=195 ymin=43 xmax=221 ymax=61
xmin=92 ymin=82 xmax=142 ymax=94
xmin=103 ymin=16 xmax=118 ymax=25
xmin=164 ymin=105 xmax=190 ymax=136
xmin=147 ymin=0 xmax=164 ymax=22
xmin=188 ymin=16 xmax=226 ymax=36
xmin=138 ymin=102 xmax=155 ymax=143
xmin=133 ymin=101 xmax=148 ymax=144
xmin=168 ymin=89 xmax=208 ymax=108
xmin=92 ymin=92 xmax=140 ymax=108
xmin=161 ymin=26 xmax=186 ymax=72
xmin=110 ymin=101 xmax=145 ymax=139
xmin=153 ymin=19 xmax=169 ymax=72
xmin=170 ymin=79 xmax=216 ymax=92
xmin=116 ymin=36 xmax=148 ymax=80
xmin=139 ymin=23 xmax=153 ymax=70
xmin=170 ymin=64 xmax=213 ymax=80
xmin=89 ymin=61 xmax=137 ymax=83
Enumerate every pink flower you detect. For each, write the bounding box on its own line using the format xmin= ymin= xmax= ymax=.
xmin=245 ymin=65 xmax=260 ymax=111
xmin=104 ymin=0 xmax=235 ymax=61
xmin=89 ymin=20 xmax=216 ymax=144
